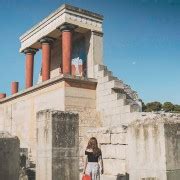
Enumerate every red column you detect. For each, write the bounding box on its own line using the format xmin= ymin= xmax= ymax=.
xmin=23 ymin=48 xmax=37 ymax=88
xmin=0 ymin=93 xmax=6 ymax=99
xmin=40 ymin=37 xmax=54 ymax=81
xmin=11 ymin=81 xmax=19 ymax=95
xmin=60 ymin=24 xmax=75 ymax=75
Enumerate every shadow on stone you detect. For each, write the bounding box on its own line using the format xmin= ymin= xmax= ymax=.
xmin=116 ymin=173 xmax=129 ymax=180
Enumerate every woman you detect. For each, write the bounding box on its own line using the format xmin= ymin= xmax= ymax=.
xmin=83 ymin=137 xmax=104 ymax=180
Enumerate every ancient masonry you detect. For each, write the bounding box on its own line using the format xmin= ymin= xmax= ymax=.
xmin=0 ymin=4 xmax=179 ymax=180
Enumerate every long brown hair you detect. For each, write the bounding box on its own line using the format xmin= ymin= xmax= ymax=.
xmin=86 ymin=137 xmax=101 ymax=156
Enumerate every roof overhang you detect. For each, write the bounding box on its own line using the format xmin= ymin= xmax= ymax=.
xmin=19 ymin=4 xmax=103 ymax=52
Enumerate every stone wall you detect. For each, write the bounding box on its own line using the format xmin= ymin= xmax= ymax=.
xmin=0 ymin=132 xmax=20 ymax=180
xmin=36 ymin=110 xmax=79 ymax=180
xmin=127 ymin=113 xmax=180 ymax=180
xmin=164 ymin=123 xmax=180 ymax=179
xmin=86 ymin=126 xmax=128 ymax=180
xmin=0 ymin=80 xmax=65 ymax=162
xmin=64 ymin=83 xmax=101 ymax=172
xmin=0 ymin=77 xmax=97 ymax=165
xmin=84 ymin=113 xmax=180 ymax=180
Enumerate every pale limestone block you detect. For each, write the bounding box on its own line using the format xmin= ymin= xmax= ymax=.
xmin=103 ymin=159 xmax=126 ymax=175
xmin=111 ymin=133 xmax=126 ymax=144
xmin=104 ymin=80 xmax=123 ymax=90
xmin=111 ymin=126 xmax=127 ymax=134
xmin=87 ymin=127 xmax=110 ymax=134
xmin=97 ymin=134 xmax=111 ymax=144
xmin=97 ymin=89 xmax=112 ymax=96
xmin=94 ymin=64 xmax=106 ymax=72
xmin=108 ymin=100 xmax=123 ymax=108
xmin=116 ymin=99 xmax=125 ymax=107
xmin=101 ymin=144 xmax=126 ymax=159
xmin=65 ymin=97 xmax=96 ymax=108
xmin=115 ymin=107 xmax=126 ymax=115
xmin=86 ymin=131 xmax=111 ymax=144
xmin=79 ymin=126 xmax=94 ymax=137
xmin=79 ymin=110 xmax=101 ymax=127
xmin=97 ymin=70 xmax=112 ymax=78
xmin=110 ymin=114 xmax=121 ymax=122
xmin=120 ymin=113 xmax=134 ymax=125
xmin=96 ymin=84 xmax=106 ymax=91
xmin=101 ymin=175 xmax=118 ymax=180
xmin=102 ymin=109 xmax=117 ymax=116
xmin=98 ymin=76 xmax=116 ymax=84
xmin=65 ymin=87 xmax=96 ymax=99
xmin=123 ymin=105 xmax=131 ymax=113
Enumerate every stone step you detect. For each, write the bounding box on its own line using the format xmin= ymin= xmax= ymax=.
xmin=97 ymin=93 xmax=126 ymax=104
xmin=94 ymin=64 xmax=107 ymax=72
xmin=104 ymin=80 xmax=124 ymax=90
xmin=97 ymin=70 xmax=112 ymax=78
xmin=98 ymin=75 xmax=118 ymax=84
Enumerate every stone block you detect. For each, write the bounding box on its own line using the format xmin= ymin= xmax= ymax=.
xmin=65 ymin=97 xmax=96 ymax=108
xmin=111 ymin=133 xmax=126 ymax=144
xmin=65 ymin=87 xmax=96 ymax=99
xmin=87 ymin=127 xmax=110 ymax=134
xmin=101 ymin=144 xmax=126 ymax=159
xmin=79 ymin=126 xmax=95 ymax=137
xmin=36 ymin=110 xmax=79 ymax=180
xmin=94 ymin=64 xmax=107 ymax=73
xmin=98 ymin=133 xmax=111 ymax=144
xmin=97 ymin=70 xmax=112 ymax=78
xmin=104 ymin=80 xmax=124 ymax=90
xmin=103 ymin=159 xmax=126 ymax=175
xmin=98 ymin=76 xmax=116 ymax=84
xmin=86 ymin=132 xmax=111 ymax=144
xmin=0 ymin=132 xmax=20 ymax=180
xmin=123 ymin=105 xmax=131 ymax=113
xmin=79 ymin=110 xmax=101 ymax=127
xmin=101 ymin=175 xmax=117 ymax=180
xmin=111 ymin=126 xmax=127 ymax=134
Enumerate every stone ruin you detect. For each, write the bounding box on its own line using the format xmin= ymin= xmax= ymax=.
xmin=0 ymin=3 xmax=179 ymax=180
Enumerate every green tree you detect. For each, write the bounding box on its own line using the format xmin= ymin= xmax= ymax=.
xmin=145 ymin=101 xmax=162 ymax=112
xmin=174 ymin=105 xmax=180 ymax=113
xmin=162 ymin=102 xmax=174 ymax=112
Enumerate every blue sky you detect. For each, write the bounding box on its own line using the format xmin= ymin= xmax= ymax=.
xmin=0 ymin=0 xmax=179 ymax=104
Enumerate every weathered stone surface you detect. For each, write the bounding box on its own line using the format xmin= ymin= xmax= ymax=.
xmin=101 ymin=145 xmax=126 ymax=159
xmin=36 ymin=110 xmax=79 ymax=180
xmin=87 ymin=127 xmax=110 ymax=134
xmin=111 ymin=126 xmax=127 ymax=134
xmin=127 ymin=118 xmax=180 ymax=180
xmin=103 ymin=159 xmax=126 ymax=175
xmin=101 ymin=175 xmax=117 ymax=180
xmin=111 ymin=133 xmax=126 ymax=144
xmin=0 ymin=132 xmax=20 ymax=180
xmin=164 ymin=123 xmax=180 ymax=172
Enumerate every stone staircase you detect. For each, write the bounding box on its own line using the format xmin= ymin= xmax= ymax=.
xmin=94 ymin=64 xmax=142 ymax=126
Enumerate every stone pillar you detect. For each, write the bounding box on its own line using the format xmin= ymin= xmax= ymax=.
xmin=23 ymin=48 xmax=37 ymax=88
xmin=11 ymin=81 xmax=19 ymax=95
xmin=0 ymin=93 xmax=6 ymax=99
xmin=40 ymin=37 xmax=54 ymax=81
xmin=60 ymin=24 xmax=75 ymax=75
xmin=36 ymin=110 xmax=79 ymax=180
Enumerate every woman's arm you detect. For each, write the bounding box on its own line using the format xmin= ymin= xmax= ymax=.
xmin=83 ymin=155 xmax=88 ymax=174
xmin=99 ymin=155 xmax=104 ymax=174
